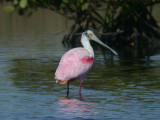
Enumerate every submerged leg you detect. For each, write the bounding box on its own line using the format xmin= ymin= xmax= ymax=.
xmin=79 ymin=82 xmax=82 ymax=97
xmin=66 ymin=81 xmax=69 ymax=97
xmin=78 ymin=75 xmax=85 ymax=97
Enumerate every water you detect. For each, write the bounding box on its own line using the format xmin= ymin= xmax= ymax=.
xmin=1 ymin=5 xmax=160 ymax=120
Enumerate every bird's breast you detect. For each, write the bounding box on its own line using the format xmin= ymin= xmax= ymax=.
xmin=81 ymin=57 xmax=94 ymax=64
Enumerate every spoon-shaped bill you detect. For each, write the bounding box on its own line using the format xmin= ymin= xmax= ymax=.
xmin=91 ymin=33 xmax=118 ymax=55
xmin=96 ymin=39 xmax=118 ymax=55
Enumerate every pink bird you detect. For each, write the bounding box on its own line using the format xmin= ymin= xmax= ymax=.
xmin=55 ymin=30 xmax=118 ymax=97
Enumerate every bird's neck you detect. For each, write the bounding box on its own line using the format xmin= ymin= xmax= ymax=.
xmin=81 ymin=34 xmax=94 ymax=57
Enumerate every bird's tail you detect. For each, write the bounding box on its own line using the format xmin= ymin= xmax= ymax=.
xmin=56 ymin=79 xmax=68 ymax=84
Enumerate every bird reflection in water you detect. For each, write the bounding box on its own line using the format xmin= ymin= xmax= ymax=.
xmin=56 ymin=97 xmax=96 ymax=118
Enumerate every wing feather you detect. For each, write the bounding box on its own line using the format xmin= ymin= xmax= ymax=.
xmin=55 ymin=48 xmax=93 ymax=81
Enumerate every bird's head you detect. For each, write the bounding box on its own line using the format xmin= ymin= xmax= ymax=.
xmin=84 ymin=30 xmax=118 ymax=55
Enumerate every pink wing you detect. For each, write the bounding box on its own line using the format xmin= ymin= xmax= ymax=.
xmin=55 ymin=48 xmax=94 ymax=81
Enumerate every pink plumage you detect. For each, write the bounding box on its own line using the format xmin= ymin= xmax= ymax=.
xmin=55 ymin=48 xmax=93 ymax=84
xmin=55 ymin=30 xmax=117 ymax=97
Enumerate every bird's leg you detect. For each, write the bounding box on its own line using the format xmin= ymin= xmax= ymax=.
xmin=78 ymin=75 xmax=85 ymax=97
xmin=79 ymin=82 xmax=82 ymax=97
xmin=66 ymin=81 xmax=69 ymax=98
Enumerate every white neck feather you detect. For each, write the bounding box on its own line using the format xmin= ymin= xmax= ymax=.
xmin=81 ymin=33 xmax=94 ymax=57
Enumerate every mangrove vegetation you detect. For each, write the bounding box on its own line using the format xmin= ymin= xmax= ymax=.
xmin=3 ymin=0 xmax=160 ymax=56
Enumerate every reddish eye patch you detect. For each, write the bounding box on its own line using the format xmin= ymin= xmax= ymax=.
xmin=81 ymin=57 xmax=94 ymax=64
xmin=89 ymin=33 xmax=92 ymax=37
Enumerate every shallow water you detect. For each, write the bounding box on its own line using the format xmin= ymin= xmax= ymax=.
xmin=1 ymin=6 xmax=160 ymax=120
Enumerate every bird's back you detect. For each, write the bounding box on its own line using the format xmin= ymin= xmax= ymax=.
xmin=55 ymin=47 xmax=94 ymax=84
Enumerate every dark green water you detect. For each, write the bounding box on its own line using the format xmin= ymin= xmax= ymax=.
xmin=0 ymin=5 xmax=160 ymax=120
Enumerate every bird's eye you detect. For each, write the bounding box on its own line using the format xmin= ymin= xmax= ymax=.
xmin=85 ymin=32 xmax=89 ymax=38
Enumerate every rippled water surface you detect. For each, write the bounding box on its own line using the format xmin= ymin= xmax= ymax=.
xmin=0 ymin=6 xmax=160 ymax=120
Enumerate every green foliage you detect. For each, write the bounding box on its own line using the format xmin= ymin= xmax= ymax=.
xmin=3 ymin=0 xmax=160 ymax=43
xmin=63 ymin=0 xmax=68 ymax=4
xmin=82 ymin=2 xmax=89 ymax=11
xmin=3 ymin=5 xmax=15 ymax=13
xmin=19 ymin=0 xmax=28 ymax=8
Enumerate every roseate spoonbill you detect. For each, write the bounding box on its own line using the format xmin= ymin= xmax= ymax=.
xmin=55 ymin=30 xmax=118 ymax=97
